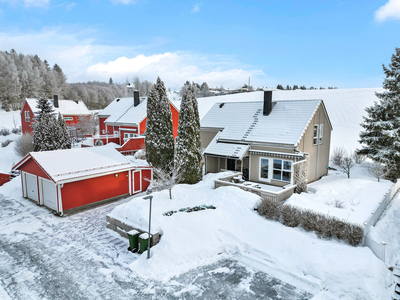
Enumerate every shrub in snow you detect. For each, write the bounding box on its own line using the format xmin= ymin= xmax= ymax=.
xmin=368 ymin=161 xmax=388 ymax=182
xmin=352 ymin=151 xmax=366 ymax=164
xmin=358 ymin=48 xmax=400 ymax=177
xmin=256 ymin=196 xmax=364 ymax=246
xmin=1 ymin=139 xmax=13 ymax=147
xmin=14 ymin=133 xmax=33 ymax=156
xmin=325 ymin=199 xmax=346 ymax=209
xmin=133 ymin=149 xmax=146 ymax=160
xmin=11 ymin=127 xmax=21 ymax=135
xmin=0 ymin=128 xmax=10 ymax=136
xmin=331 ymin=148 xmax=354 ymax=178
xmin=147 ymin=162 xmax=182 ymax=199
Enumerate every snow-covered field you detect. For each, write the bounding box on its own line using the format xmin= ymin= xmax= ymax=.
xmin=286 ymin=161 xmax=393 ymax=224
xmin=108 ymin=172 xmax=393 ymax=299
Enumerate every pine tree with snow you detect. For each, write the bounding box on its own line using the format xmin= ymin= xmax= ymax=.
xmin=175 ymin=83 xmax=202 ymax=184
xmin=56 ymin=113 xmax=71 ymax=149
xmin=145 ymin=77 xmax=175 ymax=172
xmin=358 ymin=48 xmax=400 ymax=177
xmin=33 ymin=112 xmax=57 ymax=151
xmin=35 ymin=97 xmax=55 ymax=123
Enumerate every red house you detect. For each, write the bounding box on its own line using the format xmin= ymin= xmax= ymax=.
xmin=12 ymin=146 xmax=152 ymax=215
xmin=21 ymin=95 xmax=91 ymax=134
xmin=93 ymin=91 xmax=179 ymax=154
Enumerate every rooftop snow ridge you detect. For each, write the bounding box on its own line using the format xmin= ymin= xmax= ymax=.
xmin=115 ymin=103 xmax=135 ymax=122
xmin=53 ymin=162 xmax=133 ymax=178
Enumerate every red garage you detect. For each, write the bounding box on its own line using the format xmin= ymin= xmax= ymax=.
xmin=12 ymin=146 xmax=152 ymax=215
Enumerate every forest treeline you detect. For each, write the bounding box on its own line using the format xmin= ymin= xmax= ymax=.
xmin=0 ymin=49 xmax=153 ymax=111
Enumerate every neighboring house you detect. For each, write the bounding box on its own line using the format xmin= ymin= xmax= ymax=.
xmin=0 ymin=173 xmax=11 ymax=187
xmin=12 ymin=146 xmax=152 ymax=215
xmin=21 ymin=95 xmax=91 ymax=134
xmin=201 ymin=90 xmax=332 ymax=187
xmin=94 ymin=90 xmax=179 ymax=154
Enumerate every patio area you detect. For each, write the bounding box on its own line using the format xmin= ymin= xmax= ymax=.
xmin=214 ymin=172 xmax=297 ymax=202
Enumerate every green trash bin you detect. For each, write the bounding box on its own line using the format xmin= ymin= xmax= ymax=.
xmin=139 ymin=233 xmax=151 ymax=254
xmin=127 ymin=230 xmax=140 ymax=252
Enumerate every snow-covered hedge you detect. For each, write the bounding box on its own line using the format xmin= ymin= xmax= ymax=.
xmin=257 ymin=197 xmax=364 ymax=246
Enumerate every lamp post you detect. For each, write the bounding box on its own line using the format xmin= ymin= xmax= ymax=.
xmin=143 ymin=194 xmax=153 ymax=259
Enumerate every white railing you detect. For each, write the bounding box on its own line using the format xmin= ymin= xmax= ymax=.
xmin=363 ymin=179 xmax=400 ymax=262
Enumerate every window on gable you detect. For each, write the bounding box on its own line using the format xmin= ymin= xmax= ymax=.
xmin=25 ymin=111 xmax=30 ymax=122
xmin=273 ymin=159 xmax=292 ymax=182
xmin=319 ymin=124 xmax=324 ymax=144
xmin=313 ymin=125 xmax=318 ymax=145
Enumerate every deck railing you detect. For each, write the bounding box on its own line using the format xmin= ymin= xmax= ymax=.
xmin=215 ymin=172 xmax=297 ymax=203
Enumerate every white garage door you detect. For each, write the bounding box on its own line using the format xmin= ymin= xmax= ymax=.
xmin=41 ymin=179 xmax=58 ymax=211
xmin=25 ymin=173 xmax=38 ymax=203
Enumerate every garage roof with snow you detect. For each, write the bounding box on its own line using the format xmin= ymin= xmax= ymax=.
xmin=13 ymin=146 xmax=136 ymax=184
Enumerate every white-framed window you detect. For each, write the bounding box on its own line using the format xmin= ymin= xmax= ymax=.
xmin=102 ymin=129 xmax=106 ymax=134
xmin=63 ymin=117 xmax=73 ymax=121
xmin=260 ymin=158 xmax=269 ymax=180
xmin=124 ymin=133 xmax=134 ymax=139
xmin=272 ymin=159 xmax=292 ymax=182
xmin=313 ymin=125 xmax=319 ymax=145
xmin=319 ymin=124 xmax=324 ymax=144
xmin=25 ymin=111 xmax=30 ymax=122
xmin=114 ymin=131 xmax=119 ymax=137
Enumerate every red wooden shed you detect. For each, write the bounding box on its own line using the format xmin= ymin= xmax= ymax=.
xmin=12 ymin=146 xmax=152 ymax=215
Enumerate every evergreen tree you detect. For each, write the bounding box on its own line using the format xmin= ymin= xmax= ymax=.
xmin=33 ymin=112 xmax=57 ymax=151
xmin=276 ymin=84 xmax=284 ymax=90
xmin=358 ymin=48 xmax=400 ymax=176
xmin=35 ymin=97 xmax=55 ymax=123
xmin=175 ymin=83 xmax=202 ymax=184
xmin=145 ymin=77 xmax=175 ymax=172
xmin=109 ymin=77 xmax=113 ymax=85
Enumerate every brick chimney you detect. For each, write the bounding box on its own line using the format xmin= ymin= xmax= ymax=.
xmin=263 ymin=91 xmax=272 ymax=116
xmin=134 ymin=90 xmax=140 ymax=107
xmin=53 ymin=95 xmax=59 ymax=108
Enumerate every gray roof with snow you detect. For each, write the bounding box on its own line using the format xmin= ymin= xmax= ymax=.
xmin=204 ymin=132 xmax=250 ymax=159
xmin=201 ymin=99 xmax=322 ymax=146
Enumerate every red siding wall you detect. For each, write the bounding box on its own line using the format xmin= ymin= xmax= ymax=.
xmin=64 ymin=115 xmax=89 ymax=127
xmin=120 ymin=137 xmax=145 ymax=152
xmin=141 ymin=169 xmax=152 ymax=191
xmin=61 ymin=171 xmax=130 ymax=210
xmin=99 ymin=117 xmax=107 ymax=134
xmin=18 ymin=158 xmax=51 ymax=180
xmin=133 ymin=171 xmax=141 ymax=192
xmin=0 ymin=173 xmax=11 ymax=186
xmin=139 ymin=118 xmax=146 ymax=136
xmin=21 ymin=102 xmax=34 ymax=134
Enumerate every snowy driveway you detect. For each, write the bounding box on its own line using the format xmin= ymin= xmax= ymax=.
xmin=0 ymin=187 xmax=312 ymax=299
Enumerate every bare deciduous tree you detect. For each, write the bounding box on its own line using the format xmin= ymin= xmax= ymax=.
xmin=14 ymin=133 xmax=33 ymax=156
xmin=332 ymin=148 xmax=354 ymax=178
xmin=147 ymin=163 xmax=182 ymax=199
xmin=368 ymin=161 xmax=388 ymax=182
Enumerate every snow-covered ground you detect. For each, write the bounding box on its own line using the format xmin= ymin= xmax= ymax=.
xmin=108 ymin=172 xmax=393 ymax=299
xmin=286 ymin=161 xmax=393 ymax=224
xmin=0 ymin=178 xmax=312 ymax=300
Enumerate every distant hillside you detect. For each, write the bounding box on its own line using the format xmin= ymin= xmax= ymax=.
xmin=0 ymin=49 xmax=129 ymax=111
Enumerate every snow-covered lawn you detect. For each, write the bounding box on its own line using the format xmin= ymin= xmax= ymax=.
xmin=109 ymin=172 xmax=393 ymax=299
xmin=286 ymin=161 xmax=393 ymax=224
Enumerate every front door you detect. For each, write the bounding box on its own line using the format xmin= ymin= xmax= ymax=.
xmin=227 ymin=159 xmax=236 ymax=171
xmin=132 ymin=170 xmax=141 ymax=193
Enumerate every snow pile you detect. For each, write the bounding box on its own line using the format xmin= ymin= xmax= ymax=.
xmin=108 ymin=172 xmax=392 ymax=299
xmin=286 ymin=162 xmax=393 ymax=224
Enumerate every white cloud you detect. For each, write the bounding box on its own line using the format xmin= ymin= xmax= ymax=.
xmin=374 ymin=0 xmax=400 ymax=22
xmin=86 ymin=52 xmax=266 ymax=89
xmin=0 ymin=0 xmax=50 ymax=8
xmin=65 ymin=2 xmax=75 ymax=10
xmin=110 ymin=0 xmax=138 ymax=4
xmin=0 ymin=27 xmax=266 ymax=88
xmin=191 ymin=3 xmax=202 ymax=13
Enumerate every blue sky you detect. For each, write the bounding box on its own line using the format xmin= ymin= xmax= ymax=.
xmin=0 ymin=0 xmax=399 ymax=89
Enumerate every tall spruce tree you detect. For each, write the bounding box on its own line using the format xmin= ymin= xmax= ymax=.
xmin=358 ymin=48 xmax=400 ymax=176
xmin=145 ymin=77 xmax=175 ymax=172
xmin=175 ymin=83 xmax=202 ymax=184
xmin=33 ymin=111 xmax=57 ymax=151
xmin=56 ymin=113 xmax=71 ymax=149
